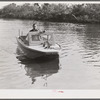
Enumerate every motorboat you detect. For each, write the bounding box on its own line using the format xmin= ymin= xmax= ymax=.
xmin=16 ymin=30 xmax=61 ymax=59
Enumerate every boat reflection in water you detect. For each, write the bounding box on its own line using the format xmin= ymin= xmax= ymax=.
xmin=16 ymin=47 xmax=60 ymax=86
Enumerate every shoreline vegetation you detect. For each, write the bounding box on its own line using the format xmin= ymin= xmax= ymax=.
xmin=0 ymin=3 xmax=100 ymax=24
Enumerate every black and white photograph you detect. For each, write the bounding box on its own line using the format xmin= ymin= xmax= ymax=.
xmin=1 ymin=1 xmax=100 ymax=92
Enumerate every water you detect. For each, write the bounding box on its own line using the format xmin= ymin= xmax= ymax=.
xmin=0 ymin=19 xmax=100 ymax=89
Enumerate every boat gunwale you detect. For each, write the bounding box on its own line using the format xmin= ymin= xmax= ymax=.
xmin=16 ymin=36 xmax=45 ymax=53
xmin=16 ymin=36 xmax=60 ymax=54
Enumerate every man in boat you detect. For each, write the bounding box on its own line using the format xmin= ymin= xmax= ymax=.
xmin=30 ymin=23 xmax=38 ymax=32
xmin=29 ymin=23 xmax=45 ymax=33
xmin=26 ymin=23 xmax=45 ymax=42
xmin=26 ymin=23 xmax=51 ymax=48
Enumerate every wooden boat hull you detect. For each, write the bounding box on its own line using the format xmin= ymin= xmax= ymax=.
xmin=16 ymin=37 xmax=59 ymax=59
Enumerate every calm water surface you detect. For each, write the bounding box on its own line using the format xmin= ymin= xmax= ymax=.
xmin=0 ymin=19 xmax=100 ymax=89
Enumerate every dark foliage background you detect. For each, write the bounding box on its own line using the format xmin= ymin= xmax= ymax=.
xmin=0 ymin=3 xmax=100 ymax=23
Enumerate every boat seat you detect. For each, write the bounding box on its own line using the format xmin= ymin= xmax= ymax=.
xmin=29 ymin=41 xmax=42 ymax=46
